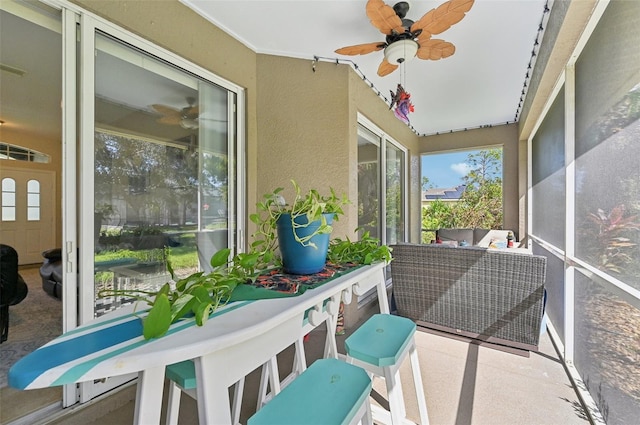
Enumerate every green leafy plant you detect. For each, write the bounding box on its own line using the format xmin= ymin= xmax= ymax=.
xmin=98 ymin=248 xmax=254 ymax=339
xmin=580 ymin=204 xmax=639 ymax=274
xmin=328 ymin=230 xmax=392 ymax=265
xmin=249 ymin=180 xmax=350 ymax=268
xmin=99 ymin=182 xmax=394 ymax=340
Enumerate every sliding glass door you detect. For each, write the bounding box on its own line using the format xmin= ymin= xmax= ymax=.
xmin=90 ymin=33 xmax=237 ymax=317
xmin=0 ymin=1 xmax=64 ymax=420
xmin=74 ymin=13 xmax=244 ymax=403
xmin=357 ymin=117 xmax=408 ymax=245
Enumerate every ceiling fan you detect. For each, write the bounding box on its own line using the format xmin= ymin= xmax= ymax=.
xmin=151 ymin=97 xmax=200 ymax=129
xmin=335 ymin=0 xmax=475 ymax=77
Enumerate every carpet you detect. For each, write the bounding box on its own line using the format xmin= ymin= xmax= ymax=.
xmin=0 ymin=267 xmax=62 ymax=388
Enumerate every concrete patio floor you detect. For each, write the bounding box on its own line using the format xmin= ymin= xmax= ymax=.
xmin=45 ymin=314 xmax=588 ymax=425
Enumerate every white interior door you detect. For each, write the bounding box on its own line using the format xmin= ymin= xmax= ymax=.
xmin=1 ymin=169 xmax=56 ymax=264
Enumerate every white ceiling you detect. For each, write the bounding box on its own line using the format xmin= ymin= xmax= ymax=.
xmin=181 ymin=0 xmax=548 ymax=135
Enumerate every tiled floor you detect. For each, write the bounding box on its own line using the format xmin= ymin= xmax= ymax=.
xmin=41 ymin=314 xmax=588 ymax=425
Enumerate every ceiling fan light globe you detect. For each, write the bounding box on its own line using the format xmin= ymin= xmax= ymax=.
xmin=384 ymin=39 xmax=418 ymax=65
xmin=180 ymin=118 xmax=199 ymax=129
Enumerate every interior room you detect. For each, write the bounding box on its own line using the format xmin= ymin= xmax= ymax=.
xmin=1 ymin=0 xmax=638 ymax=424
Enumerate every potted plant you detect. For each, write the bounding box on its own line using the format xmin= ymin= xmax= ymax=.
xmin=250 ymin=180 xmax=350 ymax=274
xmin=99 ymin=182 xmax=392 ymax=340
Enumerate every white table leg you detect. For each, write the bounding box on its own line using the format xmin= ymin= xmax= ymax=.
xmin=194 ymin=356 xmax=233 ymax=424
xmin=133 ymin=366 xmax=165 ymax=425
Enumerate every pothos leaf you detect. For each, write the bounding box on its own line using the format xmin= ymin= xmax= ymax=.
xmin=191 ymin=285 xmax=212 ymax=304
xmin=170 ymin=293 xmax=196 ymax=322
xmin=194 ymin=301 xmax=213 ymax=327
xmin=210 ymin=248 xmax=231 ymax=269
xmin=143 ymin=293 xmax=172 ymax=339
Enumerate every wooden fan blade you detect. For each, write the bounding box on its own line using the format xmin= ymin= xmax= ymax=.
xmin=335 ymin=42 xmax=386 ymax=56
xmin=151 ymin=104 xmax=181 ymax=116
xmin=184 ymin=105 xmax=199 ymax=117
xmin=158 ymin=115 xmax=182 ymax=125
xmin=416 ymin=39 xmax=456 ymax=60
xmin=411 ymin=0 xmax=474 ymax=36
xmin=366 ymin=0 xmax=405 ymax=35
xmin=377 ymin=59 xmax=398 ymax=77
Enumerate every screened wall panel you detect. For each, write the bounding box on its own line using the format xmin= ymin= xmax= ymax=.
xmin=531 ymin=88 xmax=565 ymax=250
xmin=574 ymin=271 xmax=640 ymax=424
xmin=574 ymin=1 xmax=640 ymax=291
xmin=533 ymin=241 xmax=565 ymax=343
xmin=573 ymin=1 xmax=640 ymax=423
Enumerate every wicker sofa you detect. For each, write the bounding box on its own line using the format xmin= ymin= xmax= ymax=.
xmin=390 ymin=243 xmax=547 ymax=354
xmin=435 ymin=228 xmax=516 ymax=247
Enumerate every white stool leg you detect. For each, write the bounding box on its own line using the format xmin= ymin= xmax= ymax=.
xmin=362 ymin=397 xmax=373 ymax=425
xmin=383 ymin=366 xmax=405 ymax=425
xmin=267 ymin=355 xmax=281 ymax=396
xmin=165 ymin=381 xmax=181 ymax=425
xmin=256 ymin=356 xmax=281 ymax=410
xmin=293 ymin=336 xmax=307 ymax=376
xmin=409 ymin=344 xmax=429 ymax=425
xmin=231 ymin=378 xmax=245 ymax=425
xmin=256 ymin=361 xmax=271 ymax=410
xmin=324 ymin=315 xmax=339 ymax=359
xmin=395 ymin=367 xmax=407 ymax=419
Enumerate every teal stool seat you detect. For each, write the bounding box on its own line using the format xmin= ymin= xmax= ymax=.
xmin=345 ymin=314 xmax=430 ymax=425
xmin=248 ymin=358 xmax=372 ymax=425
xmin=164 ymin=360 xmax=249 ymax=425
xmin=345 ymin=313 xmax=416 ymax=367
xmin=165 ymin=360 xmax=196 ymax=389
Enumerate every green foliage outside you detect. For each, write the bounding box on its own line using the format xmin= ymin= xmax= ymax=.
xmin=421 ymin=149 xmax=503 ymax=243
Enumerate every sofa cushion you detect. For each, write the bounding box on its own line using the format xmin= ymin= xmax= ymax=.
xmin=475 ymin=230 xmax=512 ymax=248
xmin=436 ymin=228 xmax=474 ymax=246
xmin=473 ymin=229 xmax=489 ymax=245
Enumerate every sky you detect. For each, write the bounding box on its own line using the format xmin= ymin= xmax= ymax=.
xmin=421 ymin=150 xmax=476 ymax=189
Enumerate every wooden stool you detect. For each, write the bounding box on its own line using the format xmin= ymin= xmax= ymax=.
xmin=345 ymin=314 xmax=429 ymax=425
xmin=165 ymin=360 xmax=273 ymax=425
xmin=166 ymin=298 xmax=340 ymax=423
xmin=248 ymin=358 xmax=373 ymax=425
xmin=257 ymin=297 xmax=339 ymax=408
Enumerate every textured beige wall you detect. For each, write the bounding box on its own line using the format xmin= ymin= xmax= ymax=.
xmin=255 ymin=55 xmax=420 ymax=240
xmin=418 ymin=124 xmax=521 ymax=239
xmin=255 ymin=56 xmax=353 ymax=238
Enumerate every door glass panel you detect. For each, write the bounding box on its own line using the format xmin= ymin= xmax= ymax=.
xmin=357 ymin=125 xmax=380 ymax=239
xmin=93 ymin=33 xmax=236 ymax=316
xmin=27 ymin=179 xmax=40 ymax=221
xmin=0 ymin=2 xmax=63 ymax=420
xmin=385 ymin=142 xmax=405 ymax=244
xmin=2 ymin=178 xmax=16 ymax=221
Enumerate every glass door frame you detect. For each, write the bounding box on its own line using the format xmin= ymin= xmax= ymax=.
xmin=357 ymin=113 xmax=409 ymax=245
xmin=57 ymin=2 xmax=246 ymax=403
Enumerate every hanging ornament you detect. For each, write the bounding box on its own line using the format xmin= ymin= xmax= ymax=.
xmin=389 ymin=83 xmax=414 ymax=124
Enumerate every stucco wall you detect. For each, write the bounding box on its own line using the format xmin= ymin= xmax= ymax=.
xmin=255 ymin=55 xmax=420 ymax=240
xmin=254 ymin=56 xmax=353 ymax=238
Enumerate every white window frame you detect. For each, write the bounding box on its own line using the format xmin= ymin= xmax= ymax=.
xmin=357 ymin=113 xmax=409 ymax=246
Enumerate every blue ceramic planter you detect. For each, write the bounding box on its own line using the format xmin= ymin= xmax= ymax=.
xmin=277 ymin=213 xmax=333 ymax=275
